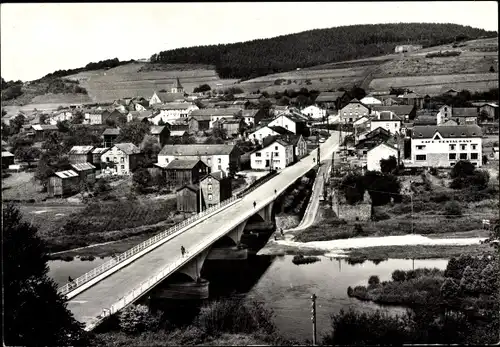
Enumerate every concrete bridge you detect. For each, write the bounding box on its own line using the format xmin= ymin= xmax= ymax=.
xmin=62 ymin=132 xmax=341 ymax=331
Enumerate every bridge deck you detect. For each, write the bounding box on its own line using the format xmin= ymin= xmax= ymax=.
xmin=67 ymin=132 xmax=340 ymax=329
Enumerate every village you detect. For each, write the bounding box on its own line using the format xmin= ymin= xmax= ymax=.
xmin=2 ymin=77 xmax=499 ymax=214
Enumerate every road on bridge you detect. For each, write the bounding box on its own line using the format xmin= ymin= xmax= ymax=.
xmin=67 ymin=132 xmax=342 ymax=330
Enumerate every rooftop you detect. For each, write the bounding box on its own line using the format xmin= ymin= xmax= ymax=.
xmin=68 ymin=146 xmax=94 ymax=155
xmin=103 ymin=128 xmax=121 ymax=136
xmin=165 ymin=159 xmax=206 ymax=170
xmin=411 ymin=125 xmax=483 ymax=139
xmin=114 ymin=143 xmax=141 ymax=155
xmin=159 ymin=144 xmax=237 ymax=156
xmin=70 ymin=162 xmax=96 ymax=171
xmin=54 ymin=170 xmax=79 ymax=179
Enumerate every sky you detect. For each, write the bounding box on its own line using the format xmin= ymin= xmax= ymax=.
xmin=1 ymin=2 xmax=498 ymax=82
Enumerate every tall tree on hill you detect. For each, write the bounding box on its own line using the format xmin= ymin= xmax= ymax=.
xmin=3 ymin=203 xmax=87 ymax=346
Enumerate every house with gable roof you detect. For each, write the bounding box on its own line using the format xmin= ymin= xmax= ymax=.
xmin=370 ymin=111 xmax=402 ymax=134
xmin=100 ymin=143 xmax=143 ymax=175
xmin=250 ymin=137 xmax=294 ymax=170
xmin=367 ymin=142 xmax=400 ymax=172
xmin=339 ymin=98 xmax=371 ymax=123
xmin=68 ymin=145 xmax=94 ymax=164
xmin=411 ymin=125 xmax=483 ymax=168
xmin=199 ymin=171 xmax=232 ymax=208
xmin=158 ymin=144 xmax=241 ymax=176
xmin=149 ymin=90 xmax=186 ymax=107
xmin=150 ymin=125 xmax=170 ymax=147
xmin=150 ymin=103 xmax=199 ymax=124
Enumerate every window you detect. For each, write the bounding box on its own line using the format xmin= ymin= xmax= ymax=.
xmin=285 ymin=125 xmax=288 ymax=129
xmin=472 ymin=144 xmax=477 ymax=150
xmin=218 ymin=158 xmax=221 ymax=163
xmin=208 ymin=177 xmax=212 ymax=183
xmin=460 ymin=144 xmax=467 ymax=150
xmin=208 ymin=194 xmax=213 ymax=201
xmin=449 ymin=153 xmax=456 ymax=160
xmin=275 ymin=152 xmax=279 ymax=157
xmin=444 ymin=107 xmax=448 ymax=111
xmin=218 ymin=165 xmax=222 ymax=170
xmin=416 ymin=155 xmax=426 ymax=161
xmin=416 ymin=145 xmax=425 ymax=150
xmin=106 ymin=157 xmax=110 ymax=162
xmin=349 ymin=118 xmax=353 ymax=122
xmin=449 ymin=144 xmax=456 ymax=151
xmin=120 ymin=157 xmax=124 ymax=163
xmin=274 ymin=160 xmax=280 ymax=164
xmin=459 ymin=153 xmax=467 ymax=160
xmin=208 ymin=184 xmax=212 ymax=191
xmin=121 ymin=165 xmax=125 ymax=170
xmin=166 ymin=158 xmax=169 ymax=163
xmin=470 ymin=153 xmax=478 ymax=160
xmin=255 ymin=160 xmax=262 ymax=164
xmin=113 ymin=157 xmax=117 ymax=162
xmin=275 ymin=146 xmax=278 ymax=150
xmin=256 ymin=152 xmax=261 ymax=157
xmin=207 ymin=158 xmax=211 ymax=164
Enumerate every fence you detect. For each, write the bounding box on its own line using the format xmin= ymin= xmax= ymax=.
xmin=236 ymin=170 xmax=279 ymax=198
xmin=58 ymin=195 xmax=240 ymax=296
xmin=88 ymin=229 xmax=229 ymax=331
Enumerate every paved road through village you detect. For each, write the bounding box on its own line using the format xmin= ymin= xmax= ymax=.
xmin=67 ymin=132 xmax=342 ymax=329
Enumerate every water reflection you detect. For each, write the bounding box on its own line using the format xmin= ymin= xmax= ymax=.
xmin=47 ymin=255 xmax=449 ymax=342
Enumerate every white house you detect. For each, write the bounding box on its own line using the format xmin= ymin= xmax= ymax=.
xmin=157 ymin=144 xmax=241 ymax=177
xmin=411 ymin=125 xmax=483 ymax=168
xmin=247 ymin=125 xmax=294 ymax=144
xmin=100 ymin=143 xmax=143 ymax=175
xmin=149 ymin=91 xmax=185 ymax=106
xmin=367 ymin=142 xmax=399 ymax=172
xmin=268 ymin=113 xmax=306 ymax=135
xmin=250 ymin=139 xmax=294 ymax=170
xmin=49 ymin=110 xmax=73 ymax=125
xmin=370 ymin=111 xmax=402 ymax=134
xmin=436 ymin=105 xmax=452 ymax=124
xmin=150 ymin=103 xmax=199 ymax=124
xmin=301 ymin=105 xmax=326 ymax=120
xmin=360 ymin=96 xmax=382 ymax=106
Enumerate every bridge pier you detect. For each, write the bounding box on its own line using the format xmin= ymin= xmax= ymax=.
xmin=257 ymin=201 xmax=275 ymax=224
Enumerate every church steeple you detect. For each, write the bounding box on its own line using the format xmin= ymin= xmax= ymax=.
xmin=171 ymin=77 xmax=184 ymax=93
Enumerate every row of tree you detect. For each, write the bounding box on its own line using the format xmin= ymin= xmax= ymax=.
xmin=150 ymin=23 xmax=496 ymax=80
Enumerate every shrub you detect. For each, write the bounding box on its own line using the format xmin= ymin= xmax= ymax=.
xmin=322 ymin=309 xmax=413 ymax=345
xmin=444 ymin=200 xmax=462 ymax=216
xmin=368 ymin=275 xmax=380 ymax=286
xmin=460 ymin=266 xmax=480 ymax=294
xmin=392 ymin=270 xmax=407 ymax=282
xmin=118 ymin=304 xmax=161 ymax=335
xmin=372 ymin=210 xmax=391 ymax=221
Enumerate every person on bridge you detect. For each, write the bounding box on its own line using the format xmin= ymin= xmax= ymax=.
xmin=280 ymin=228 xmax=284 ymax=237
xmin=181 ymin=245 xmax=186 ymax=257
xmin=253 ymin=201 xmax=256 ymax=209
xmin=68 ymin=276 xmax=73 ymax=282
xmin=313 ymin=157 xmax=316 ymax=164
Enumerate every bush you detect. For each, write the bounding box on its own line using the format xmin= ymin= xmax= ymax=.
xmin=353 ymin=223 xmax=364 ymax=236
xmin=322 ymin=309 xmax=413 ymax=345
xmin=444 ymin=200 xmax=462 ymax=216
xmin=368 ymin=275 xmax=380 ymax=286
xmin=392 ymin=270 xmax=407 ymax=282
xmin=118 ymin=304 xmax=161 ymax=335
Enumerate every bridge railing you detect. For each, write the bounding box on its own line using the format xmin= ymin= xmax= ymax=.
xmin=92 ymin=229 xmax=226 ymax=330
xmin=58 ymin=195 xmax=240 ymax=296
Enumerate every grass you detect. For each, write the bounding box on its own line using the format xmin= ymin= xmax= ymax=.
xmin=2 ymin=171 xmax=47 ymax=202
xmin=44 ymin=198 xmax=180 ymax=253
xmin=344 ymin=243 xmax=494 ymax=263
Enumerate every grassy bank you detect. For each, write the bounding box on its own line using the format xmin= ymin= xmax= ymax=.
xmin=344 ymin=243 xmax=494 ymax=262
xmin=44 ymin=198 xmax=180 ymax=253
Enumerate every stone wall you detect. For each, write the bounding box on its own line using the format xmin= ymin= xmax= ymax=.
xmin=331 ymin=190 xmax=372 ymax=222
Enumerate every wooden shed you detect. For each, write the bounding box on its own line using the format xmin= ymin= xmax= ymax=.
xmin=70 ymin=162 xmax=97 ymax=185
xmin=47 ymin=170 xmax=80 ymax=197
xmin=176 ymin=184 xmax=200 ymax=213
xmin=157 ymin=159 xmax=209 ymax=189
xmin=68 ymin=145 xmax=94 ymax=164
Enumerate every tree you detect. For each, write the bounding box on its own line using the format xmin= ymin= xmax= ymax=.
xmin=118 ymin=304 xmax=161 ymax=335
xmin=3 ymin=203 xmax=86 ymax=346
xmin=363 ymin=171 xmax=401 ymax=206
xmin=450 ymin=160 xmax=475 ymax=179
xmin=71 ymin=111 xmax=84 ymax=124
xmin=116 ymin=122 xmax=150 ymax=146
xmin=212 ymin=127 xmax=227 ymax=140
xmin=380 ymin=155 xmax=398 ymax=174
xmin=56 ymin=120 xmax=71 ymax=133
xmin=140 ymin=135 xmax=162 ymax=166
xmin=15 ymin=146 xmax=41 ymax=168
xmin=132 ymin=168 xmax=152 ymax=193
xmin=193 ymin=84 xmax=211 ymax=93
xmin=228 ymin=161 xmax=238 ymax=178
xmin=460 ymin=266 xmax=480 ymax=293
xmin=10 ymin=114 xmax=25 ymax=134
xmin=444 ymin=200 xmax=462 ymax=216
xmin=340 ymin=173 xmax=365 ymax=205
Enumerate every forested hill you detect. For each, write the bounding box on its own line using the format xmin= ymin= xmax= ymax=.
xmin=151 ymin=23 xmax=497 ymax=80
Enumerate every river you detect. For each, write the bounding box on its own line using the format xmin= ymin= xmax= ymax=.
xmin=49 ymin=255 xmax=448 ymax=342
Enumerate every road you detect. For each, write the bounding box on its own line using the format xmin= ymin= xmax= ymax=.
xmin=285 ymin=158 xmax=331 ymax=233
xmin=67 ymin=132 xmax=342 ymax=330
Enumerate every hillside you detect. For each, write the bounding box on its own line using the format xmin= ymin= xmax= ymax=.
xmin=150 ymin=23 xmax=496 ymax=80
xmin=237 ymin=37 xmax=499 ymax=96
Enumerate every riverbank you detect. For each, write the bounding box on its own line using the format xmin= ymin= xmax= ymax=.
xmin=258 ymin=233 xmax=491 ymax=261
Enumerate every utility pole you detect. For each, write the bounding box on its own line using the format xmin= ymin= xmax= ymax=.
xmin=311 ymin=294 xmax=317 ymax=346
xmin=331 ymin=150 xmax=335 ymax=178
xmin=317 ymin=134 xmax=321 ymax=165
xmin=410 ymin=191 xmax=414 ymax=234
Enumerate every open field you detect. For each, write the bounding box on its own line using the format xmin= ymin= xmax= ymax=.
xmin=2 ymin=171 xmax=47 ymax=202
xmin=30 ymin=93 xmax=93 ymax=104
xmin=369 ymin=72 xmax=499 ymax=94
xmin=65 ymin=62 xmax=238 ymax=102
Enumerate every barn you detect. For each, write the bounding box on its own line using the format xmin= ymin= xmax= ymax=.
xmin=47 ymin=170 xmax=80 ymax=197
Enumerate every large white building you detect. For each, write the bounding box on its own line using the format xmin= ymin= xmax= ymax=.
xmin=150 ymin=103 xmax=199 ymax=124
xmin=301 ymin=105 xmax=326 ymax=120
xmin=411 ymin=125 xmax=483 ymax=167
xmin=369 ymin=111 xmax=402 ymax=134
xmin=250 ymin=139 xmax=294 ymax=170
xmin=247 ymin=125 xmax=294 ymax=144
xmin=360 ymin=96 xmax=382 ymax=106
